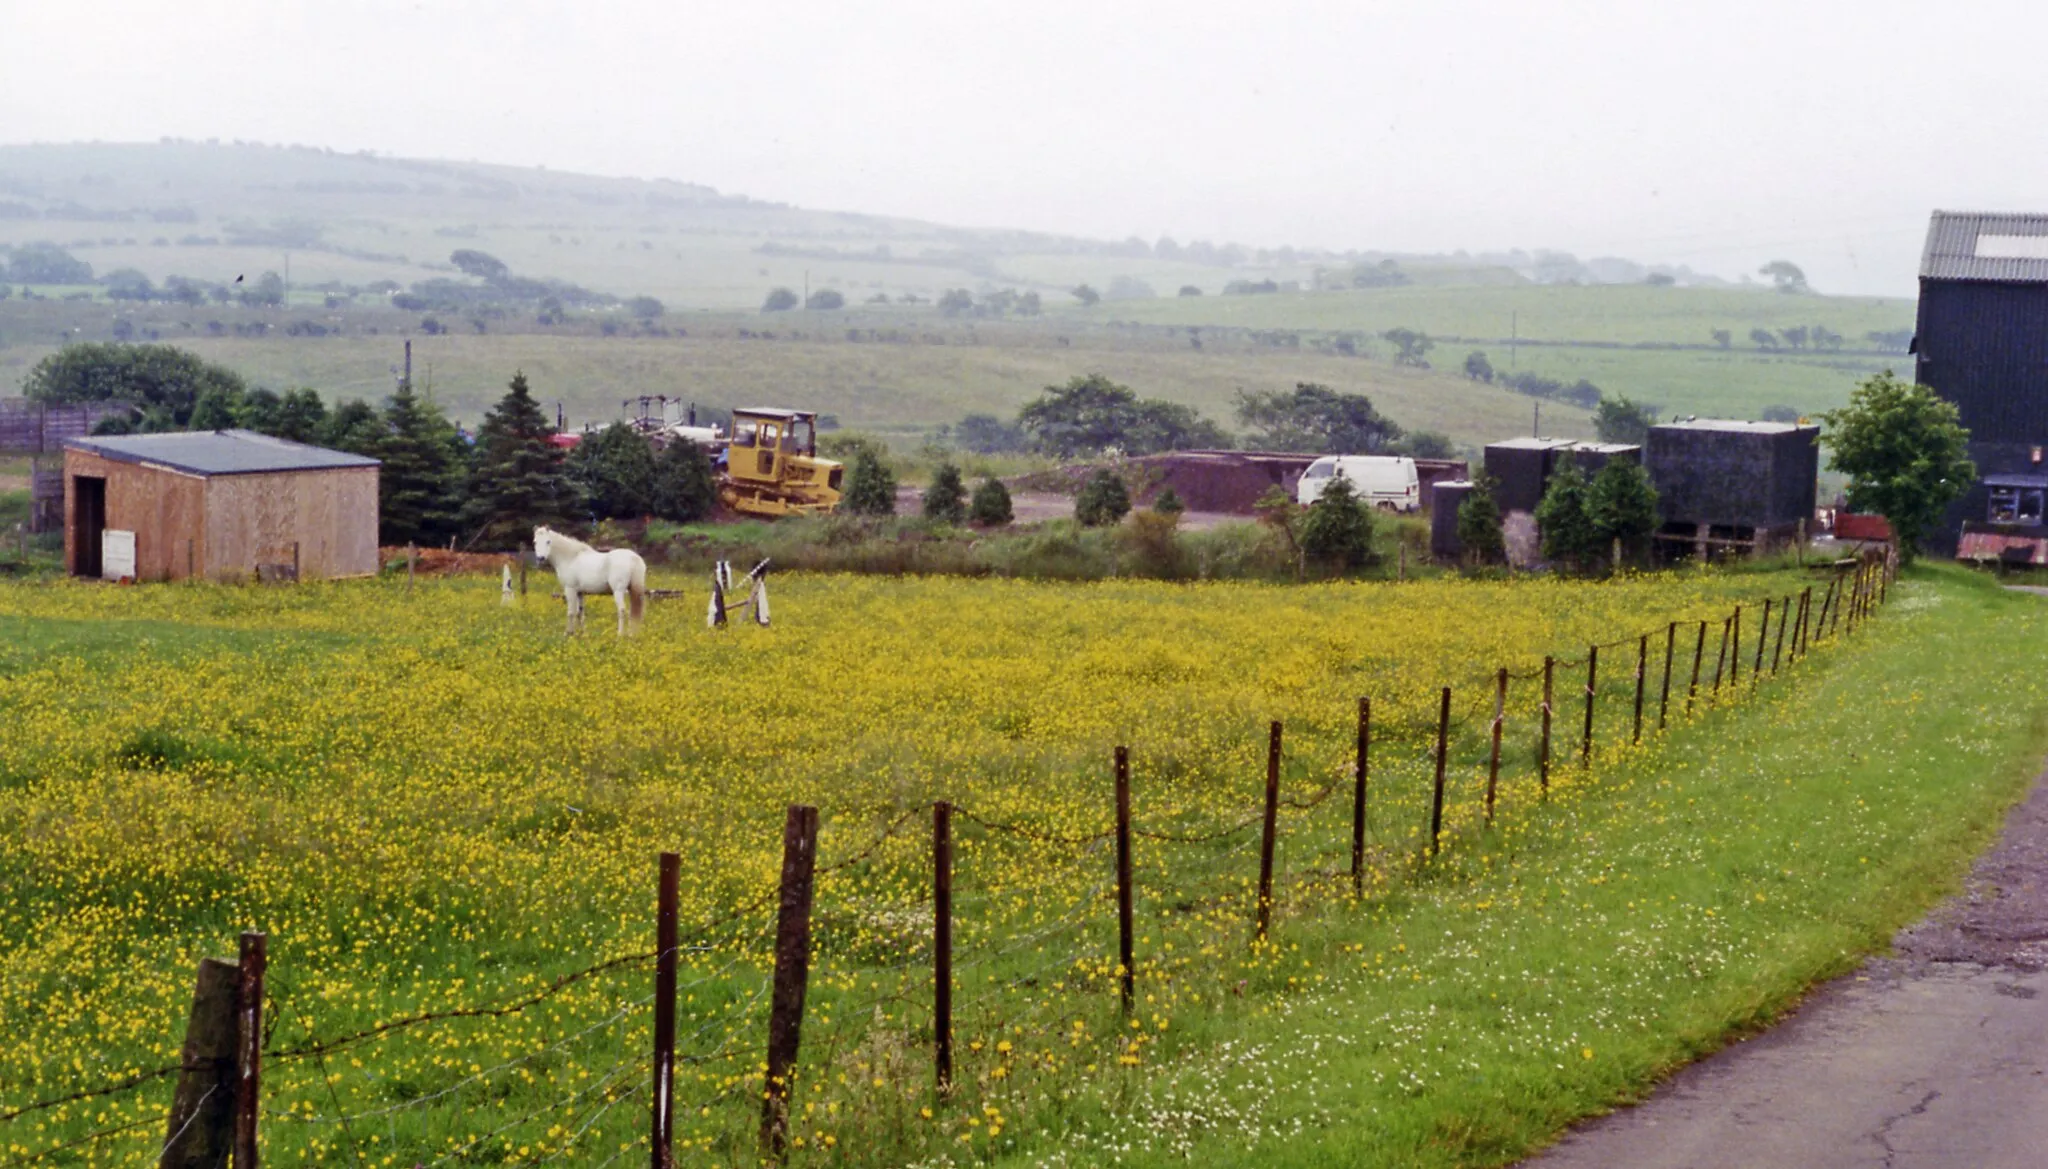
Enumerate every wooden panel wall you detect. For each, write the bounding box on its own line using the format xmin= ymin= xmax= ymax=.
xmin=203 ymin=467 xmax=379 ymax=580
xmin=62 ymin=449 xmax=208 ymax=580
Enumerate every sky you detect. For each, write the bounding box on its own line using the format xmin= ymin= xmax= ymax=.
xmin=6 ymin=0 xmax=2045 ymax=297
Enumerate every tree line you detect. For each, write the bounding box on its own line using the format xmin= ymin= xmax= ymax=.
xmin=22 ymin=342 xmax=717 ymax=550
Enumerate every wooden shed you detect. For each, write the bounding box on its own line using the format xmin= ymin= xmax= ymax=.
xmin=63 ymin=429 xmax=380 ymax=582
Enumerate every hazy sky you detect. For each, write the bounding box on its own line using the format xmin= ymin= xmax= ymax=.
xmin=7 ymin=0 xmax=2044 ymax=296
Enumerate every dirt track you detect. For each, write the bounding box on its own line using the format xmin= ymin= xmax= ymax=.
xmin=1524 ymin=760 xmax=2048 ymax=1169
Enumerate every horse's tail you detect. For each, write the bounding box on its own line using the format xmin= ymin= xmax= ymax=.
xmin=629 ymin=557 xmax=647 ymax=622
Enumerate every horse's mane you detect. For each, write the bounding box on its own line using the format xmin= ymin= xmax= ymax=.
xmin=538 ymin=526 xmax=594 ymax=557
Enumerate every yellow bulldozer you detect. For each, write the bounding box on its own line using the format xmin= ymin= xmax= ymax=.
xmin=718 ymin=407 xmax=845 ymax=518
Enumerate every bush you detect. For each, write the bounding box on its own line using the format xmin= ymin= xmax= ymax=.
xmin=1151 ymin=486 xmax=1186 ymax=516
xmin=1300 ymin=474 xmax=1375 ymax=570
xmin=1585 ymin=458 xmax=1660 ymax=566
xmin=1117 ymin=510 xmax=1187 ymax=577
xmin=922 ymin=462 xmax=967 ymax=525
xmin=762 ymin=287 xmax=798 ymax=312
xmin=1074 ymin=470 xmax=1132 ymax=527
xmin=1457 ymin=476 xmax=1506 ymax=566
xmin=969 ymin=477 xmax=1014 ymax=526
xmin=843 ymin=449 xmax=897 ymax=516
xmin=1535 ymin=456 xmax=1599 ymax=569
xmin=652 ymin=439 xmax=719 ymax=523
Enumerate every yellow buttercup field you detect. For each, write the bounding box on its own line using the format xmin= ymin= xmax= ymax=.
xmin=0 ymin=568 xmax=1815 ymax=1165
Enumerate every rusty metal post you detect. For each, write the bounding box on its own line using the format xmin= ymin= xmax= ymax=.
xmin=1685 ymin=620 xmax=1707 ymax=714
xmin=1430 ymin=687 xmax=1450 ymax=856
xmin=290 ymin=541 xmax=299 ymax=583
xmin=760 ymin=805 xmax=819 ymax=1159
xmin=1539 ymin=656 xmax=1554 ymax=795
xmin=1659 ymin=621 xmax=1676 ymax=730
xmin=1254 ymin=722 xmax=1281 ymax=941
xmin=1350 ymin=700 xmax=1370 ymax=896
xmin=1632 ymin=635 xmax=1647 ymax=743
xmin=160 ymin=959 xmax=238 ymax=1169
xmin=1486 ymin=669 xmax=1506 ymax=822
xmin=1580 ymin=646 xmax=1598 ymax=765
xmin=652 ymin=853 xmax=679 ymax=1168
xmin=234 ymin=931 xmax=265 ymax=1169
xmin=932 ymin=803 xmax=953 ymax=1092
xmin=1113 ymin=748 xmax=1134 ymax=1014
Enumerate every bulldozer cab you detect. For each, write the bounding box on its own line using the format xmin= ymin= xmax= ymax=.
xmin=729 ymin=409 xmax=818 ymax=480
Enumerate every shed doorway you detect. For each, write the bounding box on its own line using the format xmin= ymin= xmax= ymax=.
xmin=71 ymin=475 xmax=105 ymax=578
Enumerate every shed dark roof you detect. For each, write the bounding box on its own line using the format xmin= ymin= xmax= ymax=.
xmin=65 ymin=429 xmax=380 ymax=476
xmin=1654 ymin=419 xmax=1813 ymax=436
xmin=1921 ymin=211 xmax=2048 ymax=283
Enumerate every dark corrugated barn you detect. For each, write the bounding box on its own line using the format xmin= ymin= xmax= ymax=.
xmin=1914 ymin=211 xmax=2048 ymax=555
xmin=1645 ymin=420 xmax=1818 ymax=558
xmin=64 ymin=429 xmax=380 ymax=582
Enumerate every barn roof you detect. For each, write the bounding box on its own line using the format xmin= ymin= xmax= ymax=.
xmin=1654 ymin=419 xmax=1813 ymax=435
xmin=65 ymin=429 xmax=380 ymax=476
xmin=1921 ymin=211 xmax=2048 ymax=283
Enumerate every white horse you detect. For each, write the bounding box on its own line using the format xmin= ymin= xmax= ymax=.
xmin=533 ymin=526 xmax=648 ymax=636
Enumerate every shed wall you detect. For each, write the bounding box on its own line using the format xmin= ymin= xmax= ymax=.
xmin=1643 ymin=426 xmax=1818 ymax=529
xmin=62 ymin=449 xmax=207 ymax=580
xmin=204 ymin=466 xmax=379 ymax=579
xmin=1915 ymin=280 xmax=2048 ymax=443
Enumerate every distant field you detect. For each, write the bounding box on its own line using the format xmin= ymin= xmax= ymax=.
xmin=0 ymin=301 xmax=1585 ymax=450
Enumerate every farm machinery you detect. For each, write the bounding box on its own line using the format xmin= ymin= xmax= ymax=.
xmin=590 ymin=399 xmax=846 ymax=519
xmin=715 ymin=407 xmax=844 ymax=518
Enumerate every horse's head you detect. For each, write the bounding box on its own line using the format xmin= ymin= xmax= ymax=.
xmin=533 ymin=526 xmax=554 ymax=562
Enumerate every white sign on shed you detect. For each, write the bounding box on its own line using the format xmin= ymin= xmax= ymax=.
xmin=102 ymin=529 xmax=136 ymax=581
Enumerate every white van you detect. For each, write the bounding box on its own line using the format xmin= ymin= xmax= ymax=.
xmin=1296 ymin=455 xmax=1420 ymax=511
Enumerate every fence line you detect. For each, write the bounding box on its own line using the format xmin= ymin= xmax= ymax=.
xmin=2 ymin=551 xmax=1898 ymax=1165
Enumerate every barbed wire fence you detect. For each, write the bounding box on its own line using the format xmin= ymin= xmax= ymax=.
xmin=0 ymin=549 xmax=1896 ymax=1167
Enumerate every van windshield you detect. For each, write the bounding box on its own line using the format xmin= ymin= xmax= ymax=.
xmin=1304 ymin=461 xmax=1335 ymax=479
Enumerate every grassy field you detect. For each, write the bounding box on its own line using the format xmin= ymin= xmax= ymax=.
xmin=0 ymin=300 xmax=1589 ymax=451
xmin=0 ymin=564 xmax=2035 ymax=1166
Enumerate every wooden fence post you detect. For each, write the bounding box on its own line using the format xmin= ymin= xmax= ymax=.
xmin=1685 ymin=621 xmax=1706 ymax=715
xmin=1753 ymin=598 xmax=1771 ymax=683
xmin=406 ymin=542 xmax=416 ymax=594
xmin=235 ymin=932 xmax=265 ymax=1169
xmin=1772 ymin=595 xmax=1789 ymax=674
xmin=760 ymin=805 xmax=819 ymax=1159
xmin=1254 ymin=722 xmax=1281 ymax=941
xmin=1795 ymin=587 xmax=1812 ymax=657
xmin=1729 ymin=605 xmax=1742 ymax=686
xmin=1632 ymin=634 xmax=1647 ymax=744
xmin=1659 ymin=622 xmax=1676 ymax=730
xmin=290 ymin=541 xmax=300 ymax=583
xmin=1539 ymin=657 xmax=1554 ymax=795
xmin=1486 ymin=670 xmax=1506 ymax=822
xmin=932 ymin=803 xmax=954 ymax=1091
xmin=1350 ymin=700 xmax=1370 ymax=897
xmin=652 ymin=853 xmax=679 ymax=1168
xmin=1580 ymin=646 xmax=1598 ymax=765
xmin=1113 ymin=749 xmax=1135 ymax=1014
xmin=519 ymin=553 xmax=528 ymax=598
xmin=1711 ymin=615 xmax=1731 ymax=698
xmin=160 ymin=959 xmax=238 ymax=1169
xmin=1430 ymin=687 xmax=1451 ymax=856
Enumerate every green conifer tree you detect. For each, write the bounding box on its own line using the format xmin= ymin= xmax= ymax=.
xmin=1151 ymin=485 xmax=1186 ymax=516
xmin=379 ymin=382 xmax=462 ymax=547
xmin=460 ymin=371 xmax=578 ymax=547
xmin=843 ymin=448 xmax=897 ymax=516
xmin=922 ymin=461 xmax=968 ymax=524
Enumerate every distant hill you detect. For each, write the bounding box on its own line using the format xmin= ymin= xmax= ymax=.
xmin=0 ymin=141 xmax=1721 ymax=311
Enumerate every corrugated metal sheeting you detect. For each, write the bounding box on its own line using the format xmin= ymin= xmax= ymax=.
xmin=1920 ymin=211 xmax=2048 ymax=282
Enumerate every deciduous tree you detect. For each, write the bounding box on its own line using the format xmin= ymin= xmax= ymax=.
xmin=1821 ymin=370 xmax=1974 ymax=561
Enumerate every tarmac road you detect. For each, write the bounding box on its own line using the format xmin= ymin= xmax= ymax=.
xmin=1524 ymin=764 xmax=2048 ymax=1169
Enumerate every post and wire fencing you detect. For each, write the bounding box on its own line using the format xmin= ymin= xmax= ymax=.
xmin=0 ymin=550 xmax=1901 ymax=1166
